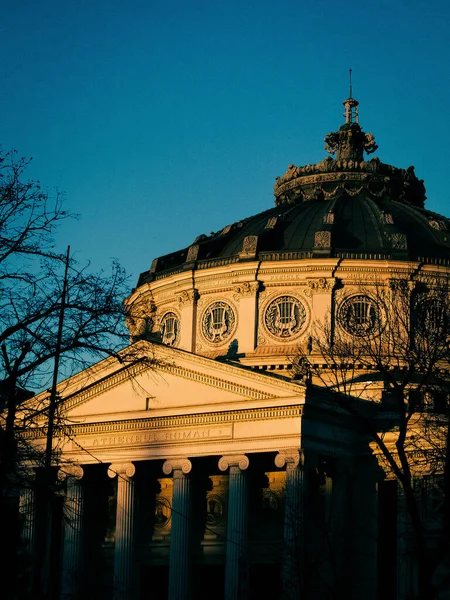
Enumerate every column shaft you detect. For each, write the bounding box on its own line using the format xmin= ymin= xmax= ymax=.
xmin=164 ymin=458 xmax=193 ymax=600
xmin=61 ymin=467 xmax=84 ymax=599
xmin=275 ymin=450 xmax=304 ymax=600
xmin=219 ymin=455 xmax=249 ymax=600
xmin=108 ymin=463 xmax=136 ymax=600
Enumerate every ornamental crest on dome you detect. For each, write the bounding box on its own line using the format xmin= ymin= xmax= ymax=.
xmin=314 ymin=231 xmax=331 ymax=249
xmin=264 ymin=295 xmax=308 ymax=339
xmin=186 ymin=244 xmax=200 ymax=262
xmin=388 ymin=233 xmax=408 ymax=250
xmin=201 ymin=301 xmax=237 ymax=344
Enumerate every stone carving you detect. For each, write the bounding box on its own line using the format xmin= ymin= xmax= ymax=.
xmin=160 ymin=311 xmax=180 ymax=346
xmin=58 ymin=464 xmax=84 ymax=481
xmin=264 ymin=295 xmax=307 ymax=339
xmin=218 ymin=455 xmax=249 ymax=471
xmin=206 ymin=494 xmax=225 ymax=527
xmin=221 ymin=225 xmax=232 ymax=235
xmin=201 ymin=301 xmax=236 ymax=344
xmin=177 ymin=289 xmax=199 ymax=306
xmin=240 ymin=235 xmax=258 ymax=258
xmin=429 ymin=220 xmax=447 ymax=231
xmin=126 ymin=299 xmax=156 ymax=340
xmin=108 ymin=463 xmax=136 ymax=479
xmin=186 ymin=244 xmax=199 ymax=262
xmin=401 ymin=166 xmax=426 ymax=206
xmin=388 ymin=233 xmax=408 ymax=250
xmin=154 ymin=496 xmax=172 ymax=530
xmin=162 ymin=458 xmax=192 ymax=475
xmin=274 ymin=148 xmax=426 ymax=208
xmin=389 ymin=278 xmax=410 ymax=293
xmin=324 ymin=127 xmax=377 ymax=162
xmin=314 ymin=231 xmax=331 ymax=249
xmin=307 ymin=278 xmax=334 ymax=293
xmin=265 ymin=216 xmax=278 ymax=229
xmin=233 ymin=281 xmax=259 ymax=300
xmin=380 ymin=212 xmax=394 ymax=225
xmin=275 ymin=449 xmax=303 ymax=469
xmin=338 ymin=295 xmax=381 ymax=337
xmin=149 ymin=258 xmax=159 ymax=273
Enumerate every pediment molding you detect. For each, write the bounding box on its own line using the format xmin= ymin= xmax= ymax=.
xmin=25 ymin=404 xmax=303 ymax=442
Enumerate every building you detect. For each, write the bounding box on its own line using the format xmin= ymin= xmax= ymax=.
xmin=17 ymin=95 xmax=450 ymax=599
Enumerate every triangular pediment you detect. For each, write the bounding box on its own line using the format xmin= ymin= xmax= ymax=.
xmin=28 ymin=341 xmax=305 ymax=425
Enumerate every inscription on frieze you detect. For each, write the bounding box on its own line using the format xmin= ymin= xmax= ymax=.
xmin=73 ymin=425 xmax=233 ymax=450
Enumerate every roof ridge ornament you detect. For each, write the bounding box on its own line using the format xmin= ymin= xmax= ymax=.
xmin=324 ymin=73 xmax=378 ymax=161
xmin=343 ymin=68 xmax=359 ymax=125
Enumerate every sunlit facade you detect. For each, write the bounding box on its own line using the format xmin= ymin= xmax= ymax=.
xmin=18 ymin=97 xmax=450 ymax=599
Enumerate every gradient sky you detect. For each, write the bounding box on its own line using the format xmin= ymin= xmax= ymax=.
xmin=1 ymin=0 xmax=449 ymax=288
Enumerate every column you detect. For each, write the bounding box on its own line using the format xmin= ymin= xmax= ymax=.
xmin=330 ymin=460 xmax=352 ymax=595
xmin=275 ymin=449 xmax=304 ymax=600
xmin=60 ymin=465 xmax=85 ymax=599
xmin=19 ymin=470 xmax=37 ymax=595
xmin=163 ymin=458 xmax=193 ymax=600
xmin=108 ymin=462 xmax=136 ymax=600
xmin=397 ymin=484 xmax=417 ymax=600
xmin=351 ymin=456 xmax=378 ymax=600
xmin=219 ymin=454 xmax=250 ymax=600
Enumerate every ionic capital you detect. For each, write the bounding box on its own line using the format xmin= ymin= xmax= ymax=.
xmin=218 ymin=454 xmax=249 ymax=472
xmin=108 ymin=462 xmax=136 ymax=479
xmin=58 ymin=464 xmax=84 ymax=482
xmin=275 ymin=449 xmax=304 ymax=470
xmin=162 ymin=458 xmax=192 ymax=476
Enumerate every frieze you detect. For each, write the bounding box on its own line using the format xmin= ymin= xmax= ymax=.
xmin=55 ymin=406 xmax=303 ymax=446
xmin=264 ymin=274 xmax=306 ymax=281
xmin=197 ymin=279 xmax=234 ymax=289
xmin=74 ymin=425 xmax=233 ymax=450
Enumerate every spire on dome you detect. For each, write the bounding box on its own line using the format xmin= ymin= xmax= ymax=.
xmin=343 ymin=68 xmax=359 ymax=124
xmin=324 ymin=73 xmax=378 ymax=161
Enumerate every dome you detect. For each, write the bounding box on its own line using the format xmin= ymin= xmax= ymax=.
xmin=138 ymin=97 xmax=450 ymax=288
xmin=128 ymin=96 xmax=450 ymax=368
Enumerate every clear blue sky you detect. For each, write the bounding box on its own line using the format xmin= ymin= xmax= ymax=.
xmin=1 ymin=0 xmax=449 ymax=287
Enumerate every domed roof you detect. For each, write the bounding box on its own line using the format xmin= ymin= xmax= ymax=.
xmin=138 ymin=96 xmax=450 ymax=287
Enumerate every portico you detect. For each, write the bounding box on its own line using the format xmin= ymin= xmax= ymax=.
xmin=19 ymin=340 xmax=375 ymax=600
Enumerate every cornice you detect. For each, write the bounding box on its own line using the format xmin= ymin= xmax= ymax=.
xmin=25 ymin=404 xmax=303 ymax=440
xmin=34 ymin=342 xmax=304 ymax=417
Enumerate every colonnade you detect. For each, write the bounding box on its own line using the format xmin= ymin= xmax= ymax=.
xmin=19 ymin=450 xmax=379 ymax=600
